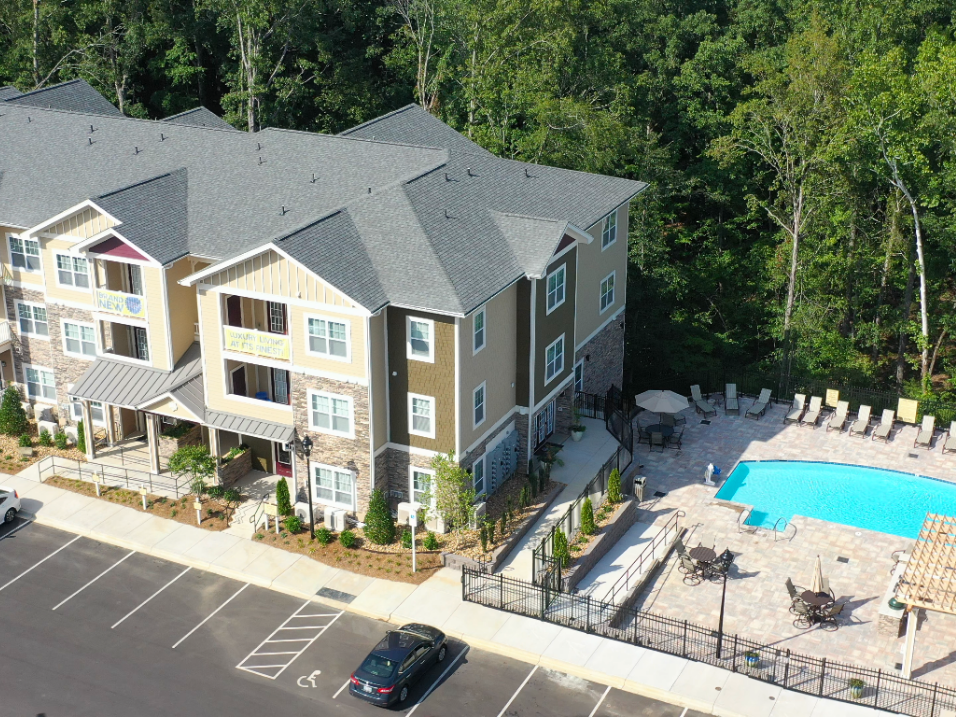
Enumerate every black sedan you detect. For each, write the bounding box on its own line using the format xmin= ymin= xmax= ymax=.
xmin=349 ymin=624 xmax=448 ymax=707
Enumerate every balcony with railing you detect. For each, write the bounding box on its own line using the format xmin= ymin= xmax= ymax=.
xmin=221 ymin=294 xmax=290 ymax=363
xmin=95 ymin=259 xmax=148 ymax=320
xmin=0 ymin=320 xmax=12 ymax=349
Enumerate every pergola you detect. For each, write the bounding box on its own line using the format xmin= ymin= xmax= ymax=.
xmin=896 ymin=514 xmax=956 ymax=678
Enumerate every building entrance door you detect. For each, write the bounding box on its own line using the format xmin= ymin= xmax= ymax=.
xmin=274 ymin=443 xmax=293 ymax=477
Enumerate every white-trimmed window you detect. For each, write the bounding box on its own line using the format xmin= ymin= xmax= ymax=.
xmin=62 ymin=320 xmax=97 ymax=358
xmin=409 ymin=393 xmax=435 ymax=439
xmin=410 ymin=467 xmax=435 ymax=509
xmin=55 ymin=253 xmax=90 ymax=289
xmin=70 ymin=399 xmax=105 ymax=425
xmin=473 ymin=308 xmax=486 ymax=353
xmin=600 ymin=272 xmax=615 ymax=313
xmin=545 ymin=335 xmax=565 ymax=384
xmin=311 ymin=463 xmax=355 ymax=510
xmin=407 ymin=316 xmax=434 ymax=362
xmin=601 ymin=210 xmax=618 ymax=249
xmin=306 ymin=315 xmax=350 ymax=361
xmin=24 ymin=364 xmax=56 ymax=402
xmin=309 ymin=390 xmax=354 ymax=438
xmin=546 ymin=265 xmax=566 ymax=313
xmin=574 ymin=361 xmax=584 ymax=392
xmin=473 ymin=382 xmax=486 ymax=428
xmin=472 ymin=456 xmax=486 ymax=497
xmin=9 ymin=235 xmax=41 ymax=272
xmin=17 ymin=302 xmax=49 ymax=338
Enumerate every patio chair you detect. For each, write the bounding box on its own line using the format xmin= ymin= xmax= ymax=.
xmin=725 ymin=383 xmax=739 ymax=415
xmin=800 ymin=396 xmax=823 ymax=427
xmin=649 ymin=431 xmax=665 ymax=453
xmin=697 ymin=535 xmax=716 ymax=550
xmin=784 ymin=394 xmax=806 ymax=424
xmin=785 ymin=577 xmax=807 ymax=608
xmin=821 ymin=576 xmax=832 ymax=598
xmin=849 ymin=405 xmax=872 ymax=437
xmin=872 ymin=409 xmax=895 ymax=442
xmin=678 ymin=554 xmax=702 ymax=585
xmin=746 ymin=388 xmax=772 ymax=419
xmin=666 ymin=427 xmax=684 ymax=450
xmin=661 ymin=413 xmax=685 ymax=427
xmin=820 ymin=602 xmax=845 ymax=631
xmin=915 ymin=415 xmax=936 ymax=449
xmin=943 ymin=422 xmax=956 ymax=455
xmin=636 ymin=424 xmax=651 ymax=446
xmin=690 ymin=385 xmax=717 ymax=417
xmin=791 ymin=600 xmax=813 ymax=629
xmin=826 ymin=401 xmax=849 ymax=433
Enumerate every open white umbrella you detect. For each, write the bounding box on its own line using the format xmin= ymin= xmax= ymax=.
xmin=634 ymin=390 xmax=689 ymax=423
xmin=810 ymin=555 xmax=825 ymax=594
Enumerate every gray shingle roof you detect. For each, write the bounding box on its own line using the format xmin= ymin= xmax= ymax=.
xmin=340 ymin=104 xmax=492 ymax=157
xmin=4 ymin=79 xmax=123 ymax=117
xmin=162 ymin=107 xmax=237 ymax=131
xmin=0 ymin=86 xmax=22 ymax=101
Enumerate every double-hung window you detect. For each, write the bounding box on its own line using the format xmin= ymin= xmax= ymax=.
xmin=307 ymin=316 xmax=349 ymax=360
xmin=9 ymin=236 xmax=40 ymax=272
xmin=310 ymin=391 xmax=353 ymax=437
xmin=56 ymin=254 xmax=90 ymax=289
xmin=17 ymin=302 xmax=48 ymax=338
xmin=25 ymin=365 xmax=55 ymax=401
xmin=70 ymin=399 xmax=105 ymax=425
xmin=63 ymin=321 xmax=97 ymax=357
xmin=312 ymin=464 xmax=355 ymax=509
xmin=545 ymin=335 xmax=565 ymax=384
xmin=407 ymin=317 xmax=434 ymax=362
xmin=546 ymin=265 xmax=566 ymax=313
xmin=600 ymin=272 xmax=615 ymax=313
xmin=473 ymin=382 xmax=486 ymax=428
xmin=410 ymin=468 xmax=433 ymax=508
xmin=601 ymin=211 xmax=618 ymax=249
xmin=409 ymin=394 xmax=435 ymax=439
xmin=268 ymin=301 xmax=287 ymax=334
xmin=473 ymin=308 xmax=486 ymax=353
xmin=472 ymin=457 xmax=485 ymax=497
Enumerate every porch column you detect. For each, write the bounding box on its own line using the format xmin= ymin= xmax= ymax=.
xmin=81 ymin=399 xmax=96 ymax=461
xmin=105 ymin=404 xmax=118 ymax=446
xmin=145 ymin=413 xmax=161 ymax=474
xmin=208 ymin=427 xmax=221 ymax=482
xmin=902 ymin=606 xmax=919 ymax=679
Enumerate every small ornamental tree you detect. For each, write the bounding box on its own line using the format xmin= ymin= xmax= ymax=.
xmin=554 ymin=528 xmax=571 ymax=568
xmin=0 ymin=385 xmax=28 ymax=436
xmin=77 ymin=420 xmax=87 ymax=454
xmin=168 ymin=445 xmax=216 ymax=498
xmin=275 ymin=477 xmax=293 ymax=516
xmin=580 ymin=497 xmax=596 ymax=536
xmin=607 ymin=469 xmax=622 ymax=504
xmin=364 ymin=489 xmax=396 ymax=545
xmin=429 ymin=451 xmax=477 ymax=532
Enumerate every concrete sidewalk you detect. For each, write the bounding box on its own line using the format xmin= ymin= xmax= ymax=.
xmin=4 ymin=471 xmax=889 ymax=717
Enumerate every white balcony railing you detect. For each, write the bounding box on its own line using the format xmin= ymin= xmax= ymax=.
xmin=0 ymin=320 xmax=11 ymax=347
xmin=222 ymin=325 xmax=291 ymax=362
xmin=96 ymin=288 xmax=147 ymax=320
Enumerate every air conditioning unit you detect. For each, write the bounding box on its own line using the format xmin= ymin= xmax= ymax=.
xmin=323 ymin=506 xmax=347 ymax=532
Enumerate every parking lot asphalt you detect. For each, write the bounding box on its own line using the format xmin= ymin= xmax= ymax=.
xmin=0 ymin=518 xmax=707 ymax=717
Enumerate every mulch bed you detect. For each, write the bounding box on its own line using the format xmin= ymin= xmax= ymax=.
xmin=566 ymin=498 xmax=625 ymax=569
xmin=0 ymin=419 xmax=86 ymax=472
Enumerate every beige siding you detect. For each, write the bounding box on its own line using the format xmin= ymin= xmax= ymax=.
xmin=458 ymin=283 xmax=518 ymax=451
xmin=46 ymin=206 xmax=116 ymax=239
xmin=165 ymin=258 xmax=199 ymax=363
xmin=368 ymin=312 xmax=388 ymax=450
xmin=143 ymin=265 xmax=170 ymax=370
xmin=575 ymin=204 xmax=628 ymax=348
xmin=290 ymin=305 xmax=366 ymax=379
xmin=1 ymin=227 xmax=43 ymax=288
xmin=42 ymin=237 xmax=95 ymax=306
xmin=141 ymin=395 xmax=202 ymax=422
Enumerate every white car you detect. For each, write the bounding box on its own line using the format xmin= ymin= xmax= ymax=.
xmin=1 ymin=486 xmax=21 ymax=523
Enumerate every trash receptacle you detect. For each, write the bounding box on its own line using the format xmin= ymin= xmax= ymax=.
xmin=633 ymin=476 xmax=646 ymax=502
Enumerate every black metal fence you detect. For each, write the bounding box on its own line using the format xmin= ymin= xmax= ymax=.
xmin=574 ymin=391 xmax=606 ymax=420
xmin=462 ymin=568 xmax=956 ymax=717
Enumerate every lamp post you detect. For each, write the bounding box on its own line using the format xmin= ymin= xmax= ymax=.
xmin=715 ymin=548 xmax=736 ymax=659
xmin=301 ymin=434 xmax=315 ymax=540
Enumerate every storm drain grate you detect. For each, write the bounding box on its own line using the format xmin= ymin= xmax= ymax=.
xmin=908 ymin=453 xmax=920 ymax=459
xmin=837 ymin=556 xmax=850 ymax=564
xmin=653 ymin=491 xmax=668 ymax=498
xmin=700 ymin=420 xmax=712 ymax=425
xmin=316 ymin=587 xmax=355 ymax=603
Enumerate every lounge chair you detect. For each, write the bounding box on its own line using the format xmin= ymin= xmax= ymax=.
xmin=784 ymin=394 xmax=806 ymax=424
xmin=800 ymin=396 xmax=823 ymax=427
xmin=944 ymin=422 xmax=956 ymax=455
xmin=746 ymin=388 xmax=772 ymax=419
xmin=725 ymin=383 xmax=739 ymax=415
xmin=915 ymin=415 xmax=936 ymax=449
xmin=849 ymin=405 xmax=871 ymax=437
xmin=690 ymin=385 xmax=717 ymax=417
xmin=826 ymin=401 xmax=849 ymax=432
xmin=872 ymin=409 xmax=895 ymax=442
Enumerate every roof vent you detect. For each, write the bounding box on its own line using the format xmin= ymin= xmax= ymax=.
xmin=134 ymin=146 xmax=140 ymax=155
xmin=258 ymin=156 xmax=264 ymax=165
xmin=368 ymin=187 xmax=372 ymax=194
xmin=524 ymin=168 xmax=531 ymax=178
xmin=467 ymin=167 xmax=474 ymax=177
xmin=27 ymin=116 xmax=31 ymax=123
xmin=88 ymin=137 xmax=93 ymax=146
xmin=280 ymin=205 xmax=288 ymax=215
xmin=160 ymin=132 xmax=166 ymax=141
xmin=311 ymin=173 xmax=317 ymax=184
xmin=90 ymin=124 xmax=96 ymax=133
xmin=256 ymin=141 xmax=261 ymax=151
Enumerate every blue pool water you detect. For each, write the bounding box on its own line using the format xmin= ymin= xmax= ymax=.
xmin=715 ymin=461 xmax=956 ymax=539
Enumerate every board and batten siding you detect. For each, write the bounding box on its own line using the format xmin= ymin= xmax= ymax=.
xmin=575 ymin=204 xmax=628 ymax=347
xmin=45 ymin=206 xmax=116 ymax=240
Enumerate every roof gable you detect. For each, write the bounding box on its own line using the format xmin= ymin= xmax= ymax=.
xmin=340 ymin=104 xmax=493 ymax=157
xmin=5 ymin=79 xmax=122 ymax=117
xmin=162 ymin=107 xmax=236 ymax=131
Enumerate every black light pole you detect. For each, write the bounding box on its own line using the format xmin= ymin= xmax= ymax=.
xmin=716 ymin=548 xmax=736 ymax=659
xmin=301 ymin=434 xmax=315 ymax=540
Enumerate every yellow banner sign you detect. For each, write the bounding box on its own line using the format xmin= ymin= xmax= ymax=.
xmin=96 ymin=289 xmax=146 ymax=319
xmin=223 ymin=326 xmax=290 ymax=361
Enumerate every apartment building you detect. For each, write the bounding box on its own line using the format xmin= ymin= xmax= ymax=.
xmin=0 ymin=79 xmax=646 ymax=519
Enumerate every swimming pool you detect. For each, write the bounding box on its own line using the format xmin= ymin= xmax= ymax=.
xmin=715 ymin=461 xmax=956 ymax=539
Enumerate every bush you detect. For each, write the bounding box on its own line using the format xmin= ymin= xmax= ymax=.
xmin=0 ymin=386 xmax=28 ymax=436
xmin=423 ymin=531 xmax=439 ymax=550
xmin=607 ymin=469 xmax=622 ymax=504
xmin=363 ymin=489 xmax=396 ymax=545
xmin=18 ymin=433 xmax=31 ymax=447
xmin=54 ymin=431 xmax=68 ymax=450
xmin=168 ymin=445 xmax=216 ymax=496
xmin=554 ymin=528 xmax=571 ymax=568
xmin=77 ymin=420 xmax=86 ymax=454
xmin=221 ymin=444 xmax=249 ymax=463
xmin=580 ymin=497 xmax=596 ymax=536
xmin=38 ymin=429 xmax=53 ymax=447
xmin=316 ymin=526 xmax=333 ymax=545
xmin=207 ymin=485 xmax=226 ymax=499
xmin=486 ymin=519 xmax=495 ymax=545
xmin=275 ymin=477 xmax=293 ymax=517
xmin=479 ymin=524 xmax=488 ymax=553
xmin=519 ymin=486 xmax=529 ymax=509
xmin=339 ymin=529 xmax=356 ymax=548
xmin=401 ymin=528 xmax=413 ymax=549
xmin=285 ymin=515 xmax=302 ymax=533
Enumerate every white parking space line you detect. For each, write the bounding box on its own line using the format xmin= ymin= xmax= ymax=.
xmin=0 ymin=534 xmax=80 ymax=593
xmin=0 ymin=517 xmax=33 ymax=541
xmin=172 ymin=582 xmax=249 ymax=649
xmin=587 ymin=685 xmax=611 ymax=717
xmin=236 ymin=600 xmax=343 ymax=680
xmin=333 ymin=679 xmax=351 ymax=699
xmin=679 ymin=709 xmax=688 ymax=717
xmin=495 ymin=664 xmax=538 ymax=717
xmin=52 ymin=550 xmax=136 ymax=610
xmin=112 ymin=567 xmax=191 ymax=629
xmin=405 ymin=645 xmax=470 ymax=717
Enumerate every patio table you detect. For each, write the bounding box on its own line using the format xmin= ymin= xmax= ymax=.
xmin=645 ymin=424 xmax=675 ymax=438
xmin=689 ymin=547 xmax=717 ymax=564
xmin=801 ymin=591 xmax=833 ymax=607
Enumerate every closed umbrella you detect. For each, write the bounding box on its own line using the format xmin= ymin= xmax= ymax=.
xmin=634 ymin=390 xmax=688 ymax=423
xmin=810 ymin=555 xmax=825 ymax=595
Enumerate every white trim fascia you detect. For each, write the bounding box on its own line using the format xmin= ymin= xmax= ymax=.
xmin=307 ymin=388 xmax=356 ymax=439
xmin=385 ymin=302 xmax=463 ymax=318
xmin=224 ymin=390 xmax=295 ymax=413
xmin=137 ymin=392 xmax=204 ymax=422
xmin=56 ymin=226 xmax=115 ymax=248
xmin=566 ymin=223 xmax=593 ymax=244
xmin=161 ymin=263 xmax=174 ymax=371
xmin=574 ymin=305 xmax=625 ymax=353
xmin=51 ymin=250 xmax=93 ymax=294
xmin=550 ymin=241 xmax=577 ymax=265
xmin=219 ymin=349 xmax=292 ymax=372
xmin=406 ymin=316 xmax=435 ymax=363
xmin=91 ymin=311 xmax=148 ymax=328
xmin=303 ymin=311 xmax=353 ymax=363
xmin=73 ymin=228 xmax=163 ymax=267
xmin=5 ymin=279 xmax=49 ymax=292
xmin=454 ymin=317 xmax=461 ymax=457
xmin=198 ymin=283 xmax=371 ymax=316
xmin=408 ymin=392 xmax=436 ymax=439
xmin=84 ymin=249 xmax=158 ymax=269
xmin=364 ymin=314 xmax=377 ymax=496
xmin=59 ymin=316 xmax=98 ymax=361
xmin=461 ymin=411 xmax=519 ymax=458
xmin=97 ymin=350 xmax=153 ymax=369
xmin=373 ymin=442 xmax=442 ymax=459
xmin=20 ymin=200 xmax=120 ymax=240
xmin=531 ymin=374 xmax=574 ymax=415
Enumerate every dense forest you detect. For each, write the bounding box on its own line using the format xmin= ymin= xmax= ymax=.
xmin=1 ymin=0 xmax=954 ymax=399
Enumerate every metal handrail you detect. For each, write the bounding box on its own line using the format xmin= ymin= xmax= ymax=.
xmin=737 ymin=508 xmax=754 ymax=532
xmin=249 ymin=491 xmax=271 ymax=526
xmin=602 ymin=510 xmax=683 ymax=604
xmin=33 ymin=455 xmax=186 ymax=497
xmin=773 ymin=517 xmax=788 ymax=541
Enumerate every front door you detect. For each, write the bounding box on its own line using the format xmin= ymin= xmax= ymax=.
xmin=534 ymin=400 xmax=555 ymax=450
xmin=274 ymin=443 xmax=293 ymax=477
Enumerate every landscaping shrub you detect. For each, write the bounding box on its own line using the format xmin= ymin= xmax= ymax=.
xmin=479 ymin=524 xmax=488 ymax=553
xmin=161 ymin=421 xmax=194 ymax=439
xmin=423 ymin=531 xmax=439 ymax=550
xmin=275 ymin=477 xmax=293 ymax=516
xmin=580 ymin=497 xmax=596 ymax=535
xmin=339 ymin=529 xmax=356 ymax=548
xmin=554 ymin=528 xmax=571 ymax=568
xmin=519 ymin=486 xmax=529 ymax=509
xmin=401 ymin=528 xmax=413 ymax=549
xmin=18 ymin=433 xmax=31 ymax=447
xmin=285 ymin=515 xmax=302 ymax=533
xmin=0 ymin=386 xmax=28 ymax=436
xmin=486 ymin=519 xmax=495 ymax=545
xmin=607 ymin=469 xmax=622 ymax=504
xmin=363 ymin=489 xmax=396 ymax=545
xmin=498 ymin=514 xmax=507 ymax=538
xmin=207 ymin=485 xmax=225 ymax=499
xmin=316 ymin=526 xmax=333 ymax=545
xmin=54 ymin=431 xmax=68 ymax=449
xmin=38 ymin=429 xmax=53 ymax=447
xmin=77 ymin=420 xmax=86 ymax=454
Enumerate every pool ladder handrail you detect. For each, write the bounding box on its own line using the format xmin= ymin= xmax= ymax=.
xmin=772 ymin=516 xmax=788 ymax=541
xmin=737 ymin=508 xmax=756 ymax=533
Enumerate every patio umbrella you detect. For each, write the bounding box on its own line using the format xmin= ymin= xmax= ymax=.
xmin=810 ymin=555 xmax=825 ymax=594
xmin=634 ymin=390 xmax=688 ymax=422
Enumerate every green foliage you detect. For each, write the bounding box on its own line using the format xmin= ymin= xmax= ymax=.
xmin=275 ymin=477 xmax=292 ymax=517
xmin=316 ymin=526 xmax=333 ymax=545
xmin=479 ymin=524 xmax=488 ymax=553
xmin=429 ymin=452 xmax=477 ymax=532
xmin=338 ymin=529 xmax=356 ymax=548
xmin=285 ymin=515 xmax=302 ymax=533
xmin=401 ymin=528 xmax=413 ymax=549
xmin=423 ymin=531 xmax=439 ymax=550
xmin=519 ymin=486 xmax=529 ymax=510
xmin=580 ymin=498 xmax=596 ymax=536
xmin=221 ymin=444 xmax=249 ymax=463
xmin=77 ymin=421 xmax=86 ymax=454
xmin=18 ymin=433 xmax=31 ymax=447
xmin=498 ymin=514 xmax=507 ymax=539
xmin=38 ymin=429 xmax=53 ymax=447
xmin=161 ymin=421 xmax=194 ymax=439
xmin=554 ymin=529 xmax=570 ymax=569
xmin=607 ymin=469 xmax=622 ymax=504
xmin=54 ymin=432 xmax=68 ymax=450
xmin=0 ymin=387 xmax=28 ymax=437
xmin=363 ymin=489 xmax=396 ymax=545
xmin=168 ymin=445 xmax=216 ymax=497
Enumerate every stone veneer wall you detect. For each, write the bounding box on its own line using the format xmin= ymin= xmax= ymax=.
xmin=574 ymin=312 xmax=625 ymax=396
xmin=157 ymin=422 xmax=203 ymax=461
xmin=381 ymin=447 xmax=435 ymax=512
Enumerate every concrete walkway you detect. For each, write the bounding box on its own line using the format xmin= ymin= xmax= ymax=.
xmin=3 ymin=469 xmax=891 ymax=717
xmin=497 ymin=417 xmax=621 ymax=580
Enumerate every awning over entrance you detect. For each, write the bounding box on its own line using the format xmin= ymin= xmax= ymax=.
xmin=204 ymin=409 xmax=296 ymax=445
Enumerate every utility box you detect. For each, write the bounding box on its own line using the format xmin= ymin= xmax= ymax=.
xmin=633 ymin=476 xmax=647 ymax=503
xmin=397 ymin=501 xmax=422 ymax=526
xmin=294 ymin=501 xmax=310 ymax=523
xmin=324 ymin=506 xmax=347 ymax=532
